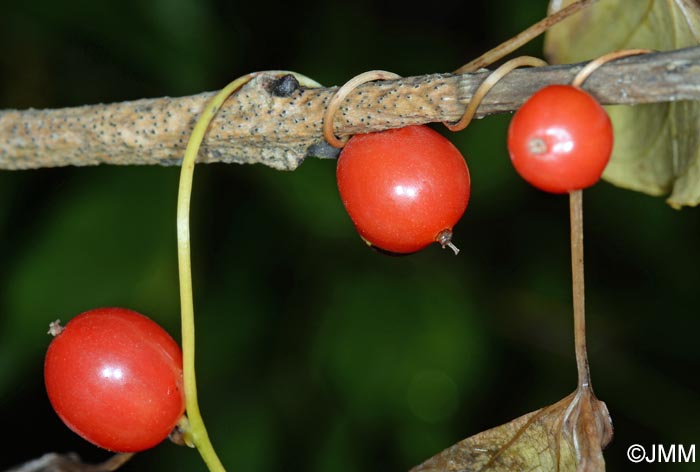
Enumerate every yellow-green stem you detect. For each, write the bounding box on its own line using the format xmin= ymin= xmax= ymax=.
xmin=176 ymin=71 xmax=320 ymax=472
xmin=177 ymin=72 xmax=258 ymax=472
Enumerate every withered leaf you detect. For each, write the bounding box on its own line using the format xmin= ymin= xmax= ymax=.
xmin=410 ymin=388 xmax=611 ymax=472
xmin=544 ymin=0 xmax=700 ymax=208
xmin=5 ymin=452 xmax=133 ymax=472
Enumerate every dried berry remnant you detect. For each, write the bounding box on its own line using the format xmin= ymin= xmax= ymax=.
xmin=47 ymin=320 xmax=64 ymax=336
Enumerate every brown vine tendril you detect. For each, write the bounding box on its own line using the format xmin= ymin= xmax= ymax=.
xmin=455 ymin=0 xmax=599 ymax=74
xmin=322 ymin=70 xmax=402 ymax=148
xmin=444 ymin=56 xmax=548 ymax=132
xmin=321 ymin=2 xmax=599 ymax=146
xmin=572 ymin=48 xmax=655 ymax=88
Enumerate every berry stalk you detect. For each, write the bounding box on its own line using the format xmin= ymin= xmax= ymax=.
xmin=569 ymin=189 xmax=591 ymax=389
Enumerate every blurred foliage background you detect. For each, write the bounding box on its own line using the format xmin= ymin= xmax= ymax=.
xmin=0 ymin=1 xmax=698 ymax=471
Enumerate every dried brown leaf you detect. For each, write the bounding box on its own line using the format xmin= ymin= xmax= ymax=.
xmin=544 ymin=0 xmax=700 ymax=208
xmin=411 ymin=388 xmax=611 ymax=472
xmin=4 ymin=453 xmax=133 ymax=472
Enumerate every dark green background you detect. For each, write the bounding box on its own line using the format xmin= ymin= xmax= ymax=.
xmin=0 ymin=1 xmax=697 ymax=471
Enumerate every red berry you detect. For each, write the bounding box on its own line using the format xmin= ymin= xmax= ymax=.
xmin=507 ymin=85 xmax=613 ymax=193
xmin=336 ymin=125 xmax=470 ymax=254
xmin=44 ymin=307 xmax=185 ymax=452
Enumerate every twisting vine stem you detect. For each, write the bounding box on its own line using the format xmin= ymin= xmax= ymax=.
xmin=176 ymin=71 xmax=321 ymax=472
xmin=571 ymin=48 xmax=655 ymax=88
xmin=177 ymin=73 xmax=258 ymax=472
xmin=444 ymin=56 xmax=548 ymax=132
xmin=322 ymin=70 xmax=402 ymax=148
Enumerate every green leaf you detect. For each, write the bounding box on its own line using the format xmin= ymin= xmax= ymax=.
xmin=544 ymin=0 xmax=700 ymax=208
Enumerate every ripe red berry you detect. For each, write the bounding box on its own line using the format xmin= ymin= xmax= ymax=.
xmin=44 ymin=307 xmax=185 ymax=452
xmin=507 ymin=85 xmax=613 ymax=193
xmin=336 ymin=125 xmax=470 ymax=254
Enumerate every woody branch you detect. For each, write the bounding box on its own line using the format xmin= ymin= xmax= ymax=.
xmin=0 ymin=46 xmax=698 ymax=172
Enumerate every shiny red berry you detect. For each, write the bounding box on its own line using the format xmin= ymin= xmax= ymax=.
xmin=336 ymin=125 xmax=470 ymax=254
xmin=507 ymin=85 xmax=613 ymax=193
xmin=44 ymin=307 xmax=185 ymax=452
